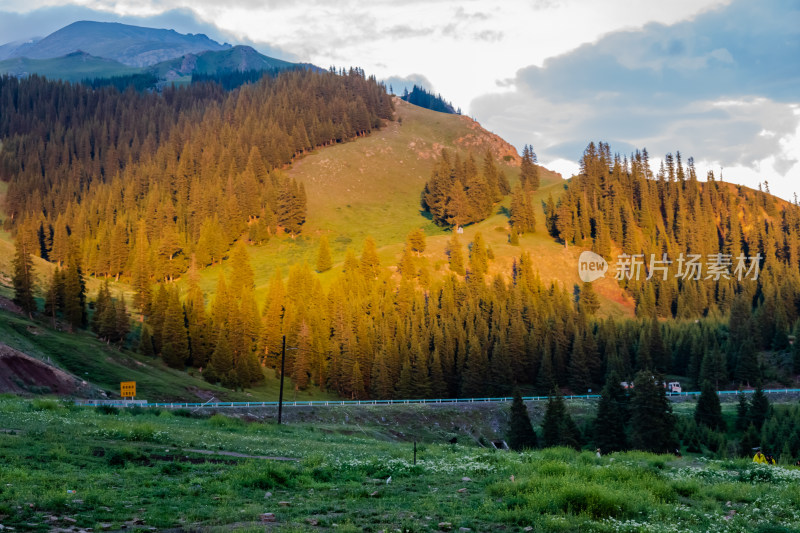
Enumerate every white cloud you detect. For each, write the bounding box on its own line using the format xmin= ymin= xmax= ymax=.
xmin=471 ymin=0 xmax=800 ymax=199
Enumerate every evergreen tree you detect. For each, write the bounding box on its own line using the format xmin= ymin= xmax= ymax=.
xmin=360 ymin=236 xmax=381 ymax=279
xmin=446 ymin=233 xmax=465 ymax=275
xmin=468 ymin=232 xmax=489 ymax=277
xmin=316 ymin=235 xmax=333 ymax=273
xmin=461 ymin=334 xmax=489 ymax=397
xmin=735 ymin=338 xmax=760 ymax=386
xmin=92 ymin=280 xmax=112 ymax=337
xmin=12 ymin=236 xmax=37 ymax=317
xmin=208 ymin=333 xmax=235 ymax=384
xmin=138 ymin=325 xmax=155 ymax=357
xmin=748 ymin=386 xmax=770 ymax=431
xmin=735 ymin=390 xmax=750 ymax=431
xmin=694 ymin=381 xmax=726 ymax=431
xmin=508 ymin=390 xmax=538 ymax=450
xmin=579 ymin=282 xmax=600 ymax=315
xmin=520 ymin=144 xmax=539 ymax=191
xmin=114 ymin=294 xmax=130 ymax=345
xmin=161 ymin=289 xmax=190 ymax=369
xmin=229 ymin=240 xmax=255 ymax=295
xmin=593 ymin=372 xmax=629 ymax=453
xmin=63 ymin=256 xmax=87 ymax=331
xmin=509 ymin=185 xmax=536 ymax=234
xmin=630 ymin=371 xmax=677 ymax=453
xmin=407 ymin=228 xmax=427 ymax=256
xmin=542 ymin=390 xmax=580 ymax=449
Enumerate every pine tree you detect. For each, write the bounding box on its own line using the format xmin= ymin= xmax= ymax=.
xmin=316 ymin=235 xmax=333 ymax=273
xmin=63 ymin=255 xmax=87 ymax=332
xmin=44 ymin=269 xmax=60 ymax=327
xmin=360 ymin=236 xmax=380 ymax=279
xmin=114 ymin=294 xmax=130 ymax=345
xmin=92 ymin=280 xmax=112 ymax=337
xmin=735 ymin=390 xmax=750 ymax=431
xmin=508 ymin=390 xmax=538 ymax=451
xmin=12 ymin=236 xmax=36 ymax=317
xmin=208 ymin=333 xmax=235 ymax=386
xmin=138 ymin=325 xmax=155 ymax=357
xmin=748 ymin=386 xmax=770 ymax=431
xmin=694 ymin=381 xmax=725 ymax=431
xmin=736 ymin=338 xmax=760 ymax=387
xmin=461 ymin=334 xmax=488 ymax=397
xmin=593 ymin=372 xmax=629 ymax=453
xmin=542 ymin=390 xmax=580 ymax=449
xmin=229 ymin=240 xmax=255 ymax=295
xmin=520 ymin=144 xmax=539 ymax=191
xmin=407 ymin=228 xmax=426 ymax=256
xmin=579 ymin=282 xmax=600 ymax=315
xmin=445 ymin=182 xmax=471 ymax=229
xmin=509 ymin=185 xmax=535 ymax=234
xmin=447 ymin=233 xmax=465 ymax=275
xmin=161 ymin=289 xmax=190 ymax=369
xmin=630 ymin=371 xmax=677 ymax=453
xmin=468 ymin=232 xmax=489 ymax=277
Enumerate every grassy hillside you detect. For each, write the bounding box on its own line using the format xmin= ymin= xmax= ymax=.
xmin=0 ymin=307 xmax=337 ymax=403
xmin=1 ymin=396 xmax=799 ymax=531
xmin=195 ymin=98 xmax=632 ymax=316
xmin=0 ymin=52 xmax=139 ymax=82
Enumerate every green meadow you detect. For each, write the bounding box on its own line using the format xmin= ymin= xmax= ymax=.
xmin=1 ymin=397 xmax=799 ymax=532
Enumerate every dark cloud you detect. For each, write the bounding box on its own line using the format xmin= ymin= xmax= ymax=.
xmin=0 ymin=5 xmax=300 ymax=62
xmin=471 ymin=0 xmax=800 ymax=178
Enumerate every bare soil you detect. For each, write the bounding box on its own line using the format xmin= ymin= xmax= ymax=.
xmin=0 ymin=342 xmax=90 ymax=395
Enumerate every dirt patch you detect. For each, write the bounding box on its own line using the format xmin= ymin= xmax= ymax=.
xmin=0 ymin=295 xmax=23 ymax=314
xmin=454 ymin=116 xmax=521 ymax=166
xmin=185 ymin=449 xmax=299 ymax=462
xmin=150 ymin=454 xmax=240 ymax=465
xmin=0 ymin=343 xmax=89 ymax=395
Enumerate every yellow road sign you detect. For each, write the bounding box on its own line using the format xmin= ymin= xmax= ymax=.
xmin=120 ymin=381 xmax=136 ymax=398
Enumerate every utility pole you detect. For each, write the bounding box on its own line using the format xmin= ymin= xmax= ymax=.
xmin=278 ymin=335 xmax=286 ymax=424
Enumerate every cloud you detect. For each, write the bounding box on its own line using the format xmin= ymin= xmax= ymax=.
xmin=471 ymin=0 xmax=800 ymax=196
xmin=382 ymin=73 xmax=435 ymax=95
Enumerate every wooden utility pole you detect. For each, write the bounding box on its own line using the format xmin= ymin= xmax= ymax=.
xmin=278 ymin=335 xmax=286 ymax=424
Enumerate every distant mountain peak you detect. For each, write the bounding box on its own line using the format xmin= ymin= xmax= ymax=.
xmin=2 ymin=20 xmax=230 ymax=67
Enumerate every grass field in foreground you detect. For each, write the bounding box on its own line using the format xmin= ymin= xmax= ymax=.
xmin=1 ymin=397 xmax=799 ymax=532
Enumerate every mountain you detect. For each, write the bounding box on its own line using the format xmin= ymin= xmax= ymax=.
xmin=150 ymin=45 xmax=296 ymax=81
xmin=0 ymin=38 xmax=41 ymax=61
xmin=0 ymin=46 xmax=300 ymax=86
xmin=0 ymin=51 xmax=139 ymax=82
xmin=2 ymin=21 xmax=230 ymax=67
xmin=2 ymin=61 xmax=799 ymax=402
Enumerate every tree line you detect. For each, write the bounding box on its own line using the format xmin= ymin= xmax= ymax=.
xmin=510 ymin=373 xmax=800 ymax=464
xmin=1 ymin=69 xmax=394 ymax=285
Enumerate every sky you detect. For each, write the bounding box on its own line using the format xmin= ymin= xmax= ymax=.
xmin=1 ymin=0 xmax=798 ymax=199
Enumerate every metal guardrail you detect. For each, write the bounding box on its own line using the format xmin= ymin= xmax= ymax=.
xmin=73 ymin=388 xmax=800 ymax=410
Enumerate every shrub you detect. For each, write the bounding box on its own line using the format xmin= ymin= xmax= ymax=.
xmin=209 ymin=414 xmax=244 ymax=429
xmin=31 ymin=399 xmax=60 ymax=411
xmin=236 ymin=462 xmax=296 ymax=490
xmin=96 ymin=405 xmax=119 ymax=415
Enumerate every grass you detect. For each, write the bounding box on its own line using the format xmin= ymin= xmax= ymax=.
xmin=1 ymin=396 xmax=800 ymax=532
xmin=0 ymin=308 xmax=337 ymax=403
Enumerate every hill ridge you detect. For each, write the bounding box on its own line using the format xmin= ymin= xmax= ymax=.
xmin=2 ymin=20 xmax=230 ymax=67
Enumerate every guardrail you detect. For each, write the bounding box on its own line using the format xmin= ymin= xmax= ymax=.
xmin=74 ymin=388 xmax=800 ymax=410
